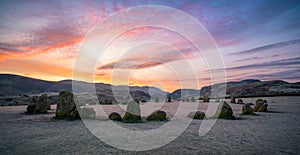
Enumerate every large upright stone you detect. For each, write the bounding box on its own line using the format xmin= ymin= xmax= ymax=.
xmin=123 ymin=100 xmax=142 ymax=123
xmin=36 ymin=94 xmax=51 ymax=111
xmin=55 ymin=91 xmax=80 ymax=119
xmin=257 ymin=103 xmax=268 ymax=112
xmin=26 ymin=94 xmax=50 ymax=114
xmin=230 ymin=96 xmax=236 ymax=103
xmin=217 ymin=101 xmax=234 ymax=119
xmin=203 ymin=96 xmax=210 ymax=102
xmin=242 ymin=103 xmax=254 ymax=115
xmin=253 ymin=99 xmax=266 ymax=112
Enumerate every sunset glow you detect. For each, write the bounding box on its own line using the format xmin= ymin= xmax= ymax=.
xmin=0 ymin=0 xmax=299 ymax=92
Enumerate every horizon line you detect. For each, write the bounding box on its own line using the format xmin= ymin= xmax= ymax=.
xmin=1 ymin=73 xmax=298 ymax=93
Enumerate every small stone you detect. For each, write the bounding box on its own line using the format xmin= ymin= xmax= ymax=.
xmin=203 ymin=96 xmax=210 ymax=102
xmin=188 ymin=111 xmax=205 ymax=120
xmin=230 ymin=96 xmax=236 ymax=103
xmin=146 ymin=110 xmax=167 ymax=121
xmin=109 ymin=112 xmax=122 ymax=121
xmin=242 ymin=103 xmax=254 ymax=115
xmin=237 ymin=99 xmax=244 ymax=104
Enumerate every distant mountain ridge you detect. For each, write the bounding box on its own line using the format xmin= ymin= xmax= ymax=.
xmin=0 ymin=74 xmax=168 ymax=103
xmin=0 ymin=74 xmax=299 ymax=101
xmin=170 ymin=79 xmax=300 ymax=100
xmin=0 ymin=74 xmax=71 ymax=95
xmin=199 ymin=79 xmax=300 ymax=98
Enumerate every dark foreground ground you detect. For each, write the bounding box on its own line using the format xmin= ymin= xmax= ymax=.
xmin=0 ymin=96 xmax=299 ymax=154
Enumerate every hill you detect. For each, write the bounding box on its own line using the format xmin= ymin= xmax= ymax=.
xmin=0 ymin=74 xmax=167 ymax=105
xmin=0 ymin=74 xmax=299 ymax=105
xmin=200 ymin=79 xmax=300 ymax=98
xmin=170 ymin=79 xmax=300 ymax=100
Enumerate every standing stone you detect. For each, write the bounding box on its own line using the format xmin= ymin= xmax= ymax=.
xmin=55 ymin=91 xmax=80 ymax=119
xmin=217 ymin=101 xmax=234 ymax=119
xmin=230 ymin=96 xmax=236 ymax=103
xmin=109 ymin=112 xmax=122 ymax=121
xmin=26 ymin=104 xmax=36 ymax=114
xmin=253 ymin=99 xmax=264 ymax=112
xmin=242 ymin=103 xmax=254 ymax=115
xmin=258 ymin=103 xmax=268 ymax=112
xmin=167 ymin=96 xmax=172 ymax=102
xmin=203 ymin=96 xmax=210 ymax=102
xmin=146 ymin=110 xmax=167 ymax=121
xmin=237 ymin=99 xmax=244 ymax=104
xmin=35 ymin=94 xmax=50 ymax=112
xmin=26 ymin=94 xmax=50 ymax=114
xmin=191 ymin=97 xmax=196 ymax=102
xmin=123 ymin=100 xmax=142 ymax=123
xmin=188 ymin=111 xmax=206 ymax=119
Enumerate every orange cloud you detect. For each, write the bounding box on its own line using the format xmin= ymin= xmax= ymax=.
xmin=0 ymin=36 xmax=83 ymax=61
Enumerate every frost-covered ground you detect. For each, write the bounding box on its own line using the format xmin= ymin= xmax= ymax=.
xmin=0 ymin=96 xmax=299 ymax=154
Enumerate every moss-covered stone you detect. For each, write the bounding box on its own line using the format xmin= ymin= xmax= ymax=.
xmin=34 ymin=94 xmax=50 ymax=113
xmin=237 ymin=99 xmax=244 ymax=104
xmin=254 ymin=99 xmax=265 ymax=112
xmin=109 ymin=112 xmax=122 ymax=121
xmin=230 ymin=96 xmax=236 ymax=103
xmin=242 ymin=103 xmax=254 ymax=115
xmin=203 ymin=96 xmax=210 ymax=102
xmin=188 ymin=111 xmax=205 ymax=120
xmin=26 ymin=104 xmax=36 ymax=114
xmin=258 ymin=103 xmax=268 ymax=112
xmin=123 ymin=100 xmax=142 ymax=123
xmin=146 ymin=110 xmax=167 ymax=121
xmin=216 ymin=101 xmax=235 ymax=119
xmin=191 ymin=97 xmax=196 ymax=102
xmin=55 ymin=91 xmax=80 ymax=120
xmin=26 ymin=94 xmax=50 ymax=114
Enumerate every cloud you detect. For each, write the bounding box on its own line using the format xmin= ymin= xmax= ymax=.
xmin=207 ymin=56 xmax=300 ymax=81
xmin=227 ymin=57 xmax=300 ymax=71
xmin=99 ymin=60 xmax=163 ymax=70
xmin=0 ymin=42 xmax=24 ymax=53
xmin=181 ymin=1 xmax=300 ymax=48
xmin=98 ymin=43 xmax=199 ymax=70
xmin=228 ymin=39 xmax=300 ymax=56
xmin=0 ymin=0 xmax=116 ymax=59
xmin=229 ymin=68 xmax=300 ymax=82
xmin=232 ymin=54 xmax=282 ymax=63
xmin=254 ymin=69 xmax=300 ymax=80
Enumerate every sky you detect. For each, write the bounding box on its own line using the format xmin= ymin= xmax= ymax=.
xmin=0 ymin=0 xmax=299 ymax=92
